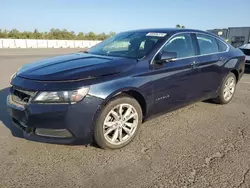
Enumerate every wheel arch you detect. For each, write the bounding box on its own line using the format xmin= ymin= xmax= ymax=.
xmin=230 ymin=69 xmax=239 ymax=83
xmin=224 ymin=57 xmax=241 ymax=83
xmin=101 ymin=87 xmax=148 ymax=118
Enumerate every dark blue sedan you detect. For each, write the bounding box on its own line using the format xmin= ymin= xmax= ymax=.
xmin=7 ymin=28 xmax=246 ymax=149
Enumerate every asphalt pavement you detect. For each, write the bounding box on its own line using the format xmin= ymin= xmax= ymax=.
xmin=0 ymin=49 xmax=250 ymax=188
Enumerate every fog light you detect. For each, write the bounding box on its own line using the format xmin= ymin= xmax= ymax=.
xmin=35 ymin=128 xmax=73 ymax=138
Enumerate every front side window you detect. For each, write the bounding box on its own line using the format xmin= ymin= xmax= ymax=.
xmin=196 ymin=34 xmax=219 ymax=55
xmin=161 ymin=33 xmax=195 ymax=58
xmin=88 ymin=32 xmax=167 ymax=59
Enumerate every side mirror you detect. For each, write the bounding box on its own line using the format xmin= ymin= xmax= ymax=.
xmin=155 ymin=51 xmax=177 ymax=63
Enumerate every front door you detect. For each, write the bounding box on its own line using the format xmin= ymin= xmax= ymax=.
xmin=150 ymin=33 xmax=200 ymax=114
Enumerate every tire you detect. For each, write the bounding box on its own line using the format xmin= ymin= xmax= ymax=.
xmin=94 ymin=94 xmax=142 ymax=149
xmin=212 ymin=72 xmax=237 ymax=104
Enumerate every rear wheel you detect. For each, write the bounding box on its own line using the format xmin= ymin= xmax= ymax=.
xmin=213 ymin=72 xmax=236 ymax=104
xmin=94 ymin=95 xmax=142 ymax=149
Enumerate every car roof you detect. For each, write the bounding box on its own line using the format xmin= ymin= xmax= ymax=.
xmin=124 ymin=28 xmax=210 ymax=35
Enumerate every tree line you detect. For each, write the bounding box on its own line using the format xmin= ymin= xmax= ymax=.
xmin=176 ymin=24 xmax=185 ymax=28
xmin=0 ymin=29 xmax=116 ymax=40
xmin=0 ymin=25 xmax=185 ymax=40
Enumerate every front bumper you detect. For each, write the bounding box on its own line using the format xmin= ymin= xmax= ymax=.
xmin=7 ymin=94 xmax=104 ymax=144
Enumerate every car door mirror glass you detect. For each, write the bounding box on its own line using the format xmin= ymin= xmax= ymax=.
xmin=155 ymin=51 xmax=177 ymax=63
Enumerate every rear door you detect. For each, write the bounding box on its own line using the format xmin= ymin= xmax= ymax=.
xmin=194 ymin=33 xmax=228 ymax=98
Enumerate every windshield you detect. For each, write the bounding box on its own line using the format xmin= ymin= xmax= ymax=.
xmin=88 ymin=31 xmax=167 ymax=59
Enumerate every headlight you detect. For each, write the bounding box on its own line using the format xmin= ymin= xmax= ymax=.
xmin=33 ymin=87 xmax=89 ymax=104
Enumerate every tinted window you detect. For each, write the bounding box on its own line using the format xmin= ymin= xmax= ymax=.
xmin=217 ymin=39 xmax=228 ymax=52
xmin=196 ymin=34 xmax=219 ymax=55
xmin=162 ymin=34 xmax=195 ymax=58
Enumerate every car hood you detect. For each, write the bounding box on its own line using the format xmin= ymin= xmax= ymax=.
xmin=17 ymin=53 xmax=136 ymax=81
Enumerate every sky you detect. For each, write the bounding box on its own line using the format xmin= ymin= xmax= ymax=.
xmin=1 ymin=0 xmax=250 ymax=34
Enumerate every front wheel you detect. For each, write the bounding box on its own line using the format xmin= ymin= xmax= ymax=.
xmin=213 ymin=72 xmax=237 ymax=104
xmin=94 ymin=95 xmax=142 ymax=149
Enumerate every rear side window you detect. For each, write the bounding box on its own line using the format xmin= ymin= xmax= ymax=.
xmin=162 ymin=33 xmax=195 ymax=58
xmin=196 ymin=34 xmax=219 ymax=55
xmin=216 ymin=39 xmax=228 ymax=52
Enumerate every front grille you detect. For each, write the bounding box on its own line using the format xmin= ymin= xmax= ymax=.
xmin=11 ymin=87 xmax=37 ymax=105
xmin=241 ymin=48 xmax=250 ymax=56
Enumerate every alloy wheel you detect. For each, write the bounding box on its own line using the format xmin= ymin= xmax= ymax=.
xmin=103 ymin=103 xmax=138 ymax=145
xmin=223 ymin=77 xmax=236 ymax=101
